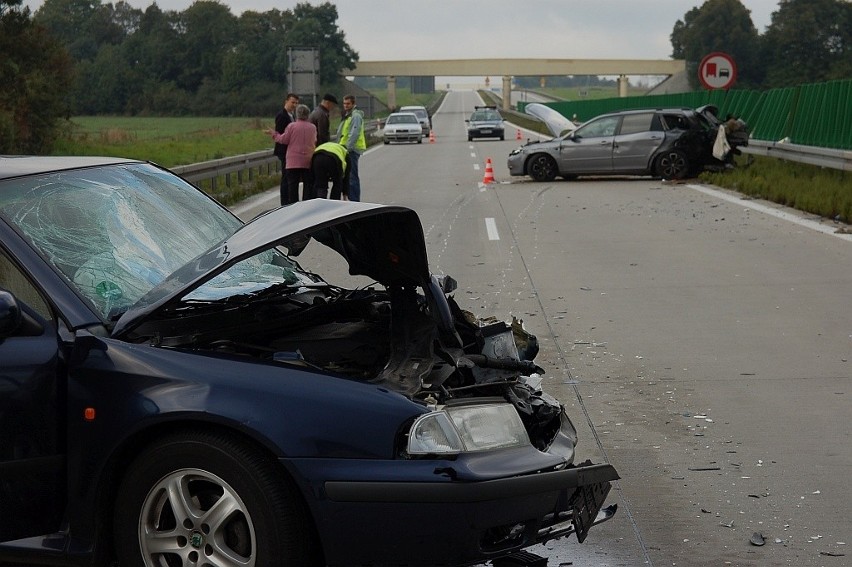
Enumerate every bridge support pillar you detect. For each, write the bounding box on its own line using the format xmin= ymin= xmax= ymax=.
xmin=618 ymin=74 xmax=629 ymax=97
xmin=501 ymin=76 xmax=512 ymax=111
xmin=387 ymin=76 xmax=397 ymax=111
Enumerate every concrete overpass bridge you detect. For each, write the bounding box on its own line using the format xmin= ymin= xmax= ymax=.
xmin=346 ymin=58 xmax=686 ymax=110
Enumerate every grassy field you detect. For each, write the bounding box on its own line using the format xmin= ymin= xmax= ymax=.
xmin=53 ymin=116 xmax=274 ymax=168
xmin=53 ymin=109 xmax=850 ymax=224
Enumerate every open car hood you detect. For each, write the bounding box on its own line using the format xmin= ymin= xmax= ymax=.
xmin=523 ymin=103 xmax=578 ymax=137
xmin=112 ymin=200 xmax=431 ymax=337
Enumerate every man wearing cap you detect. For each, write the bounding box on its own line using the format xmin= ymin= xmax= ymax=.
xmin=309 ymin=93 xmax=338 ymax=145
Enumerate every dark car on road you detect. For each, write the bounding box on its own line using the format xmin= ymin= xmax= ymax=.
xmin=467 ymin=105 xmax=506 ymax=141
xmin=507 ymin=105 xmax=747 ymax=181
xmin=0 ymin=156 xmax=618 ymax=567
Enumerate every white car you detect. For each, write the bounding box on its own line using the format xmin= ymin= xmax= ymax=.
xmin=399 ymin=105 xmax=431 ymax=137
xmin=383 ymin=112 xmax=423 ymax=144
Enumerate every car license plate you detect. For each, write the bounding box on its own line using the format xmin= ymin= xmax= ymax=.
xmin=572 ymin=480 xmax=611 ymax=543
xmin=481 ymin=129 xmax=492 ymax=134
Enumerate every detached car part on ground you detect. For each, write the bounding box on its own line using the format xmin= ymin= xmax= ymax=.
xmin=0 ymin=156 xmax=618 ymax=567
xmin=508 ymin=105 xmax=748 ymax=182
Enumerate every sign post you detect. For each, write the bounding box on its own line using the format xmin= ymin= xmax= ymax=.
xmin=698 ymin=52 xmax=737 ymax=90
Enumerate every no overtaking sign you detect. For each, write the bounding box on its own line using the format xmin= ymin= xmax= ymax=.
xmin=699 ymin=52 xmax=737 ymax=90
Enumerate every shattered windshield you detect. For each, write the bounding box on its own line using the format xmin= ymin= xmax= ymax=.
xmin=0 ymin=163 xmax=241 ymax=319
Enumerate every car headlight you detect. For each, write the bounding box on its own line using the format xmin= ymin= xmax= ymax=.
xmin=509 ymin=147 xmax=523 ymax=156
xmin=407 ymin=403 xmax=531 ymax=454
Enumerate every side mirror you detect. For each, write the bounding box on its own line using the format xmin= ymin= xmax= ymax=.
xmin=0 ymin=290 xmax=22 ymax=337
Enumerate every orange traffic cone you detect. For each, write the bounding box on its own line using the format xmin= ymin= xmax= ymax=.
xmin=516 ymin=129 xmax=522 ymax=140
xmin=482 ymin=158 xmax=495 ymax=184
xmin=429 ymin=130 xmax=436 ymax=143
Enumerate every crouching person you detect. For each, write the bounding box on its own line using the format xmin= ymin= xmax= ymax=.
xmin=310 ymin=142 xmax=350 ymax=200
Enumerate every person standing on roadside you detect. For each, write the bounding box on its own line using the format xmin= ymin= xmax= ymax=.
xmin=273 ymin=93 xmax=299 ymax=205
xmin=336 ymin=95 xmax=366 ymax=202
xmin=267 ymin=104 xmax=316 ymax=203
xmin=311 ymin=142 xmax=349 ymax=200
xmin=309 ymin=93 xmax=338 ymax=145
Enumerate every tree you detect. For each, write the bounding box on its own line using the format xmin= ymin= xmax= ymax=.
xmin=33 ymin=0 xmax=125 ymax=61
xmin=671 ymin=0 xmax=762 ymax=89
xmin=174 ymin=1 xmax=237 ymax=92
xmin=0 ymin=0 xmax=74 ymax=153
xmin=285 ymin=2 xmax=358 ymax=89
xmin=761 ymin=0 xmax=852 ymax=87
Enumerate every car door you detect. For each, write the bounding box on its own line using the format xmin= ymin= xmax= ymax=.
xmin=558 ymin=115 xmax=620 ymax=174
xmin=611 ymin=112 xmax=664 ymax=173
xmin=0 ymin=249 xmax=66 ymax=542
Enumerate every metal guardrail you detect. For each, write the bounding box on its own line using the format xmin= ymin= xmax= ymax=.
xmin=170 ymin=150 xmax=281 ymax=189
xmin=172 ymin=122 xmax=384 ymax=190
xmin=742 ymin=140 xmax=852 ymax=172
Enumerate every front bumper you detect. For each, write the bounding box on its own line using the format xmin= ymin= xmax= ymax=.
xmin=285 ymin=449 xmax=619 ymax=566
xmin=469 ymin=126 xmax=505 ymax=139
xmin=507 ymin=153 xmax=526 ymax=175
xmin=384 ymin=130 xmax=422 ymax=142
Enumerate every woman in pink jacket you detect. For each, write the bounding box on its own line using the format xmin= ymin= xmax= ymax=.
xmin=268 ymin=104 xmax=317 ymax=203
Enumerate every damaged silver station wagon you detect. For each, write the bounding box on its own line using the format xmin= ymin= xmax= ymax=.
xmin=0 ymin=156 xmax=618 ymax=567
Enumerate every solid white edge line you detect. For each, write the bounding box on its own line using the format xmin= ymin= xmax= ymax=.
xmin=485 ymin=217 xmax=500 ymax=240
xmin=686 ymin=184 xmax=852 ymax=242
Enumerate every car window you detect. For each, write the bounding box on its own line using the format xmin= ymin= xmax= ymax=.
xmin=576 ymin=116 xmax=619 ymax=138
xmin=661 ymin=113 xmax=690 ymax=130
xmin=0 ymin=163 xmax=241 ymax=320
xmin=387 ymin=115 xmax=417 ymax=124
xmin=618 ymin=113 xmax=654 ymax=135
xmin=0 ymin=249 xmax=52 ymax=321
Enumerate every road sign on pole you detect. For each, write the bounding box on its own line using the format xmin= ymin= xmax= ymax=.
xmin=698 ymin=52 xmax=737 ymax=90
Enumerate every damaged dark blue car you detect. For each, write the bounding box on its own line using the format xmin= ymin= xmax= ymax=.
xmin=0 ymin=156 xmax=618 ymax=567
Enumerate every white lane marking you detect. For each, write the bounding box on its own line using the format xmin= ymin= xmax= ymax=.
xmin=687 ymin=184 xmax=852 ymax=241
xmin=470 ymin=152 xmax=476 ymax=157
xmin=485 ymin=217 xmax=500 ymax=240
xmin=478 ymin=182 xmax=487 ymax=192
xmin=473 ymin=163 xmax=481 ymax=171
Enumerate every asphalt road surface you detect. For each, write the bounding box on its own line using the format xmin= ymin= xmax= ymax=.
xmin=236 ymin=89 xmax=852 ymax=567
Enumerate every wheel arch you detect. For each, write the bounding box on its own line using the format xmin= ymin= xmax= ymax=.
xmin=95 ymin=419 xmax=323 ymax=565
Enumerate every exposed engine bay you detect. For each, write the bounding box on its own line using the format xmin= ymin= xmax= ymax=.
xmin=129 ymin=277 xmax=571 ymax=455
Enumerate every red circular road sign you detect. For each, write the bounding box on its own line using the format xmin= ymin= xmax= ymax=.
xmin=698 ymin=52 xmax=737 ymax=90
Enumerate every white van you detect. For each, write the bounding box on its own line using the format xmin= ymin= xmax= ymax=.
xmin=399 ymin=105 xmax=431 ymax=137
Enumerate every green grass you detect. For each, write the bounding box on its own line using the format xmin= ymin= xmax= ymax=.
xmin=53 ymin=116 xmax=273 ymax=168
xmin=701 ymin=155 xmax=852 ymax=224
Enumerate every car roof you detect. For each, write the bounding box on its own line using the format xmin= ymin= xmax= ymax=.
xmin=399 ymin=105 xmax=426 ymax=110
xmin=0 ymin=155 xmax=144 ymax=180
xmin=388 ymin=112 xmax=418 ymax=117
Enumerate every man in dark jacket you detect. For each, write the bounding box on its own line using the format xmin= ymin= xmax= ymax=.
xmin=274 ymin=93 xmax=299 ymax=205
xmin=309 ymin=93 xmax=338 ymax=145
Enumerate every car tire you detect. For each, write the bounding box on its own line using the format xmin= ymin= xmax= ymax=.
xmin=500 ymin=134 xmax=505 ymax=141
xmin=655 ymin=149 xmax=690 ymax=180
xmin=418 ymin=137 xmax=422 ymax=144
xmin=527 ymin=154 xmax=558 ymax=182
xmin=383 ymin=138 xmax=389 ymax=144
xmin=468 ymin=136 xmax=473 ymax=142
xmin=114 ymin=430 xmax=319 ymax=567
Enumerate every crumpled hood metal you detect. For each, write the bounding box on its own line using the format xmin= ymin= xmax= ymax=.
xmin=112 ymin=199 xmax=431 ymax=337
xmin=523 ymin=103 xmax=578 ymax=137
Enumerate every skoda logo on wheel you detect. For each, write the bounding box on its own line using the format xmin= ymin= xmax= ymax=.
xmin=190 ymin=532 xmax=204 ymax=549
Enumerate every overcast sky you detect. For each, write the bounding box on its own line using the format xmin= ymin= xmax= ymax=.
xmin=21 ymin=0 xmax=781 ymax=61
